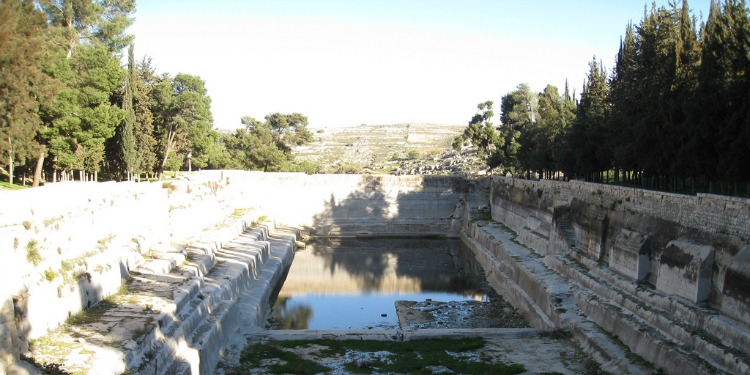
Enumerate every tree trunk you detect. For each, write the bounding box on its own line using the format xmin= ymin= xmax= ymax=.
xmin=157 ymin=132 xmax=177 ymax=180
xmin=7 ymin=135 xmax=13 ymax=186
xmin=32 ymin=150 xmax=44 ymax=187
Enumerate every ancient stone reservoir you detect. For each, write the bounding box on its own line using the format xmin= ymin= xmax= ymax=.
xmin=1 ymin=171 xmax=748 ymax=374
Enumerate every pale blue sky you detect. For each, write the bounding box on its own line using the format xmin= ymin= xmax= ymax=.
xmin=130 ymin=0 xmax=710 ymax=130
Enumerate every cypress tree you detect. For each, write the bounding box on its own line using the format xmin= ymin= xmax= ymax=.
xmin=121 ymin=44 xmax=137 ymax=180
xmin=697 ymin=0 xmax=750 ymax=184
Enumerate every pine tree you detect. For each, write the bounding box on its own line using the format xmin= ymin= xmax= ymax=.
xmin=152 ymin=73 xmax=213 ymax=179
xmin=0 ymin=0 xmax=49 ymax=185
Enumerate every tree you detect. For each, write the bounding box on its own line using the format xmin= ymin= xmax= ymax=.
xmin=41 ymin=44 xmax=126 ymax=180
xmin=265 ymin=112 xmax=313 ymax=150
xmin=105 ymin=43 xmax=137 ymax=180
xmin=608 ymin=22 xmax=640 ymax=182
xmin=131 ymin=56 xmax=158 ymax=176
xmin=222 ymin=113 xmax=314 ymax=171
xmin=532 ymin=84 xmax=575 ymax=178
xmin=568 ymin=58 xmax=609 ymax=181
xmin=461 ymin=101 xmax=499 ymax=159
xmin=42 ymin=0 xmax=135 ymax=58
xmin=498 ymin=84 xmax=536 ymax=173
xmin=697 ymin=0 xmax=750 ymax=183
xmin=151 ymin=73 xmax=213 ymax=178
xmin=0 ymin=0 xmax=49 ymax=185
xmin=36 ymin=0 xmax=134 ymax=182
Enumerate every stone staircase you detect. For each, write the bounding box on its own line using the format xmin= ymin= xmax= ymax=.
xmin=552 ymin=206 xmax=579 ymax=252
xmin=546 ymin=207 xmax=749 ymax=374
xmin=28 ymin=218 xmax=297 ymax=375
xmin=466 ymin=211 xmax=750 ymax=375
xmin=546 ymin=248 xmax=750 ymax=375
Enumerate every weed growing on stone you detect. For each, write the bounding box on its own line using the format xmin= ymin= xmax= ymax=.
xmin=231 ymin=208 xmax=251 ymax=218
xmin=96 ymin=234 xmax=114 ymax=252
xmin=44 ymin=268 xmax=58 ymax=282
xmin=238 ymin=338 xmax=526 ymax=374
xmin=26 ymin=239 xmax=42 ymax=266
xmin=239 ymin=342 xmax=329 ymax=374
xmin=66 ymin=299 xmax=118 ymax=325
xmin=43 ymin=215 xmax=64 ymax=228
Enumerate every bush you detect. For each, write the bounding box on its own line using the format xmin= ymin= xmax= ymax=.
xmin=407 ymin=150 xmax=420 ymax=159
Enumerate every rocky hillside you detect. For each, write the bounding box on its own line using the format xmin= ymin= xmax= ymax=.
xmin=295 ymin=123 xmax=486 ymax=175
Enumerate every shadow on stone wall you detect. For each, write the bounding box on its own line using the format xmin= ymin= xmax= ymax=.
xmin=307 ymin=175 xmax=472 ymax=293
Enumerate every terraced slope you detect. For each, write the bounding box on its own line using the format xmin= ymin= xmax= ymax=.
xmin=295 ymin=123 xmax=474 ymax=174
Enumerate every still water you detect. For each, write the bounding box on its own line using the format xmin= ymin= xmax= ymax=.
xmin=268 ymin=237 xmax=490 ymax=330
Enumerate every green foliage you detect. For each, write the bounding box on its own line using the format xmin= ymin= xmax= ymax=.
xmin=462 ymin=1 xmax=748 ymax=194
xmin=407 ymin=149 xmax=420 ymax=159
xmin=0 ymin=181 xmax=29 ymax=190
xmin=26 ymin=239 xmax=41 ymax=266
xmin=42 ymin=43 xmax=126 ymax=174
xmin=240 ymin=342 xmax=330 ymax=374
xmin=220 ymin=113 xmax=314 ymax=171
xmin=463 ymin=100 xmax=499 ymax=160
xmin=152 ymin=73 xmax=213 ymax=177
xmin=0 ymin=0 xmax=50 ymax=185
xmin=44 ymin=268 xmax=58 ymax=282
xmin=239 ymin=338 xmax=526 ymax=375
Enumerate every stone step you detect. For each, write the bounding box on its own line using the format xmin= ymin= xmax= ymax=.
xmin=549 ymin=252 xmax=748 ymax=374
xmin=463 ymin=221 xmax=651 ymax=374
xmin=577 ymin=292 xmax=725 ymax=375
xmin=129 ymin=223 xmax=294 ymax=375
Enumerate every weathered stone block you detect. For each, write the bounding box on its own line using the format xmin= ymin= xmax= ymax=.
xmin=721 ymin=245 xmax=750 ymax=325
xmin=609 ymin=229 xmax=651 ymax=281
xmin=656 ymin=240 xmax=715 ymax=303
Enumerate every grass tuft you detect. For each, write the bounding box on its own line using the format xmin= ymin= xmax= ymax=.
xmin=238 ymin=338 xmax=526 ymax=375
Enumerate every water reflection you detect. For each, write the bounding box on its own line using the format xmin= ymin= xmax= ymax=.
xmin=268 ymin=296 xmax=313 ymax=330
xmin=268 ymin=238 xmax=489 ymax=330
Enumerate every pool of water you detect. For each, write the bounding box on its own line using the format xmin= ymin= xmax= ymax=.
xmin=268 ymin=237 xmax=491 ymax=330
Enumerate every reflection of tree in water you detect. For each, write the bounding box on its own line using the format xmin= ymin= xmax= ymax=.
xmin=309 ymin=175 xmax=486 ymax=293
xmin=311 ymin=176 xmax=390 ymax=290
xmin=268 ymin=295 xmax=313 ymax=329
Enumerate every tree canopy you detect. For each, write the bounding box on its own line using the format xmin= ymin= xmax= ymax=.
xmin=458 ymin=0 xmax=749 ymax=195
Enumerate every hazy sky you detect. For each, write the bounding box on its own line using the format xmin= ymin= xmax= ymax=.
xmin=129 ymin=0 xmax=710 ymax=130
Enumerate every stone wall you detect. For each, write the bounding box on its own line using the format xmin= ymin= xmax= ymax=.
xmin=207 ymin=171 xmax=469 ymax=237
xmin=0 ymin=172 xmax=470 ymax=372
xmin=489 ymin=176 xmax=750 ymax=323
